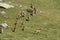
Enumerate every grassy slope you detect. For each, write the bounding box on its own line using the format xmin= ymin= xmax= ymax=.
xmin=0 ymin=0 xmax=60 ymax=40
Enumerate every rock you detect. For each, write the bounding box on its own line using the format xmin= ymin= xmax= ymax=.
xmin=34 ymin=28 xmax=41 ymax=33
xmin=1 ymin=22 xmax=8 ymax=28
xmin=19 ymin=4 xmax=22 ymax=7
xmin=3 ymin=16 xmax=9 ymax=19
xmin=0 ymin=11 xmax=6 ymax=15
xmin=40 ymin=10 xmax=43 ymax=13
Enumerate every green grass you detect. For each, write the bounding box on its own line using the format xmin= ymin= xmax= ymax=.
xmin=0 ymin=0 xmax=60 ymax=40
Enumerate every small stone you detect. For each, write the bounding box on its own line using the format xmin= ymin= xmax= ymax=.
xmin=19 ymin=4 xmax=22 ymax=7
xmin=0 ymin=11 xmax=6 ymax=15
